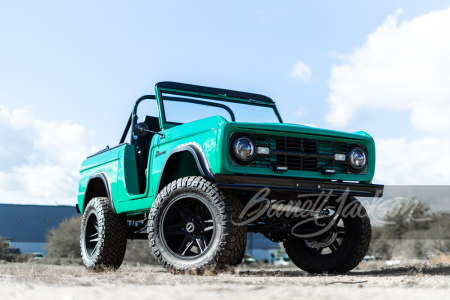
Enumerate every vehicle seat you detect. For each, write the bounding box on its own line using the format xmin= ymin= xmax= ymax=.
xmin=136 ymin=116 xmax=161 ymax=193
xmin=143 ymin=115 xmax=161 ymax=132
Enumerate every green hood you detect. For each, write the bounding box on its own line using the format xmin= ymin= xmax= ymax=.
xmin=235 ymin=122 xmax=370 ymax=141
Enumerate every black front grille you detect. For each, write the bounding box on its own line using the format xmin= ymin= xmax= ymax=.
xmin=248 ymin=134 xmax=350 ymax=173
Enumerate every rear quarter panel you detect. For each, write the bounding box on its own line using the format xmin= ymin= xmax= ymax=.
xmin=77 ymin=146 xmax=124 ymax=213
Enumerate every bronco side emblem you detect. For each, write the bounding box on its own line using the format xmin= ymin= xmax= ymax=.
xmin=155 ymin=150 xmax=166 ymax=157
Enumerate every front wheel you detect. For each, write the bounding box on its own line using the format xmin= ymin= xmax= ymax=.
xmin=284 ymin=196 xmax=371 ymax=274
xmin=148 ymin=176 xmax=246 ymax=274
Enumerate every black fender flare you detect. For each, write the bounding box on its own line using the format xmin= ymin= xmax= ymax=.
xmin=83 ymin=172 xmax=117 ymax=214
xmin=156 ymin=142 xmax=215 ymax=193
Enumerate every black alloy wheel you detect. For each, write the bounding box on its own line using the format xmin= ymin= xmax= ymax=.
xmin=84 ymin=213 xmax=100 ymax=258
xmin=162 ymin=195 xmax=216 ymax=258
xmin=148 ymin=176 xmax=247 ymax=274
xmin=303 ymin=209 xmax=346 ymax=255
xmin=284 ymin=196 xmax=371 ymax=274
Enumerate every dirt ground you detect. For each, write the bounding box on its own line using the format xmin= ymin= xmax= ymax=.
xmin=1 ymin=262 xmax=450 ymax=300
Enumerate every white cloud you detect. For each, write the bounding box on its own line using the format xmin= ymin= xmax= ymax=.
xmin=374 ymin=137 xmax=450 ymax=185
xmin=0 ymin=105 xmax=96 ymax=204
xmin=290 ymin=61 xmax=312 ymax=82
xmin=326 ymin=8 xmax=450 ymax=135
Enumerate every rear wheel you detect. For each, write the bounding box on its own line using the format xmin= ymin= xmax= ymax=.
xmin=148 ymin=176 xmax=246 ymax=274
xmin=284 ymin=196 xmax=371 ymax=273
xmin=80 ymin=197 xmax=127 ymax=270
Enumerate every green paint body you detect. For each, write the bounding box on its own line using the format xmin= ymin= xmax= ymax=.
xmin=78 ymin=86 xmax=377 ymax=216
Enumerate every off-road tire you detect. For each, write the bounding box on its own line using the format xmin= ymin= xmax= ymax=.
xmin=148 ymin=176 xmax=247 ymax=274
xmin=80 ymin=197 xmax=127 ymax=270
xmin=284 ymin=196 xmax=371 ymax=274
xmin=233 ymin=240 xmax=247 ymax=266
xmin=223 ymin=191 xmax=247 ymax=266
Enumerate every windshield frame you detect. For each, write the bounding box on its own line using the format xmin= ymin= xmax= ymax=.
xmin=155 ymin=86 xmax=283 ymax=130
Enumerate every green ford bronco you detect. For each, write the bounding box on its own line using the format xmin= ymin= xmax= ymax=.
xmin=77 ymin=82 xmax=384 ymax=273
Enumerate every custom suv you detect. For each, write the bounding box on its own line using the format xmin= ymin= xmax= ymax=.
xmin=77 ymin=82 xmax=384 ymax=274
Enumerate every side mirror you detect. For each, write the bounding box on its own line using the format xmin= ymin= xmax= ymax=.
xmin=135 ymin=122 xmax=149 ymax=136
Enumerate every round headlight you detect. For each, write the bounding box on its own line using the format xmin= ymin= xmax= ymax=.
xmin=231 ymin=136 xmax=256 ymax=164
xmin=347 ymin=148 xmax=367 ymax=172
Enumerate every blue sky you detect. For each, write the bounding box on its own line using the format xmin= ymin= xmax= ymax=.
xmin=1 ymin=1 xmax=449 ymax=204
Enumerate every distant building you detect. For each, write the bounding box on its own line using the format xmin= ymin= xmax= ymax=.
xmin=246 ymin=232 xmax=281 ymax=261
xmin=0 ymin=203 xmax=280 ymax=258
xmin=0 ymin=204 xmax=78 ymax=254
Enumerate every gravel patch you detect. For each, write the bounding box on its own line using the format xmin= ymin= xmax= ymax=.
xmin=1 ymin=263 xmax=450 ymax=300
